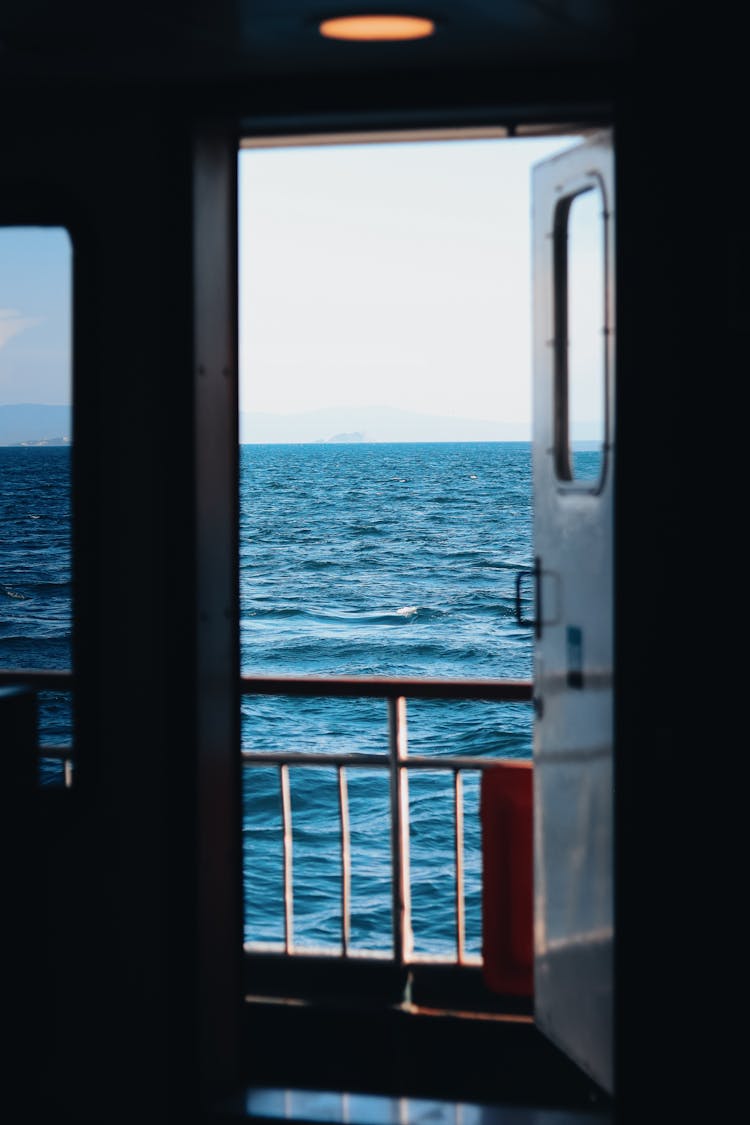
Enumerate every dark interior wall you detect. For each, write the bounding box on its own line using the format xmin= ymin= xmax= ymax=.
xmin=614 ymin=96 xmax=675 ymax=1124
xmin=2 ymin=89 xmax=200 ymax=1123
xmin=0 ymin=10 xmax=694 ymax=1116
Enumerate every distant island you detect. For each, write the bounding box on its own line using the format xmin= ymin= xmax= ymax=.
xmin=315 ymin=431 xmax=365 ymax=444
xmin=13 ymin=436 xmax=70 ymax=447
xmin=1 ymin=402 xmax=605 ymax=447
xmin=240 ymin=405 xmax=530 ymax=444
xmin=0 ymin=403 xmax=72 ymax=446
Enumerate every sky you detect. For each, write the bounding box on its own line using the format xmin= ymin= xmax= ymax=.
xmin=0 ymin=134 xmax=600 ymax=438
xmin=238 ymin=134 xmax=582 ymax=432
xmin=0 ymin=226 xmax=72 ymax=405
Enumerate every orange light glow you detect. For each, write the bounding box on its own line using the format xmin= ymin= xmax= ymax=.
xmin=319 ymin=15 xmax=435 ymax=42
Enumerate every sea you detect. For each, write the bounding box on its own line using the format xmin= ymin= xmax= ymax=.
xmin=0 ymin=441 xmax=603 ymax=957
xmin=0 ymin=446 xmax=73 ymax=758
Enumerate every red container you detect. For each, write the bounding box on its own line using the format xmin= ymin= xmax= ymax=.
xmin=480 ymin=761 xmax=533 ymax=996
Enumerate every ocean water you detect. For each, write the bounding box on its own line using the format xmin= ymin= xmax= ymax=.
xmin=239 ymin=442 xmax=536 ymax=955
xmin=2 ymin=441 xmax=561 ymax=955
xmin=0 ymin=446 xmax=72 ymax=781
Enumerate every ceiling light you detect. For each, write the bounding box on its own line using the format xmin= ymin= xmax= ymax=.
xmin=319 ymin=15 xmax=436 ymax=42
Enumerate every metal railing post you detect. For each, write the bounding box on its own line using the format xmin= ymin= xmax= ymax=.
xmin=338 ymin=766 xmax=351 ymax=956
xmin=454 ymin=770 xmax=466 ymax=964
xmin=280 ymin=764 xmax=294 ymax=953
xmin=388 ymin=695 xmax=412 ymax=965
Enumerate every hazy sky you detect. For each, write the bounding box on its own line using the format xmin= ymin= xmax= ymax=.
xmin=239 ymin=134 xmax=579 ymax=428
xmin=0 ymin=226 xmax=72 ymax=405
xmin=0 ymin=135 xmax=592 ymax=428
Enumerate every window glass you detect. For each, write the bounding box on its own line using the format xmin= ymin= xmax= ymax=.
xmin=559 ymin=185 xmax=606 ymax=483
xmin=0 ymin=227 xmax=73 ymax=785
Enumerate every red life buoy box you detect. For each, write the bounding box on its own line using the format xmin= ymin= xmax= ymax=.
xmin=480 ymin=760 xmax=533 ymax=996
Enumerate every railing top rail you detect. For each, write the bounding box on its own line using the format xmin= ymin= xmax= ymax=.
xmin=0 ymin=669 xmax=73 ymax=691
xmin=241 ymin=674 xmax=533 ymax=701
xmin=0 ymin=669 xmax=533 ymax=703
xmin=36 ymin=745 xmax=73 ymax=761
xmin=241 ymin=750 xmax=518 ymax=771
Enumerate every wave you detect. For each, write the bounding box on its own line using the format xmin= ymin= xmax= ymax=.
xmin=349 ymin=523 xmax=385 ymax=536
xmin=451 ymin=599 xmax=517 ymax=620
xmin=310 ymin=605 xmax=448 ymax=626
xmin=468 ymin=557 xmax=532 ymax=571
xmin=242 ymin=606 xmax=306 ymax=620
xmin=245 ymin=605 xmax=450 ymax=628
xmin=299 ymin=558 xmax=337 ymax=571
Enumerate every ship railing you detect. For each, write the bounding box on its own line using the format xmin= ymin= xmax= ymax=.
xmin=0 ymin=668 xmax=534 ymax=973
xmin=240 ymin=674 xmax=533 ymax=969
xmin=0 ymin=668 xmax=75 ymax=787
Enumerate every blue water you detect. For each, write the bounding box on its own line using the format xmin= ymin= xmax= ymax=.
xmin=0 ymin=446 xmax=72 ymax=780
xmin=1 ymin=441 xmax=604 ymax=955
xmin=239 ymin=442 xmax=535 ymax=955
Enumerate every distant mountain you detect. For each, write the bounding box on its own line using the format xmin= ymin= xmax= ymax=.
xmin=315 ymin=431 xmax=365 ymax=444
xmin=0 ymin=403 xmax=72 ymax=445
xmin=240 ymin=405 xmax=529 ymax=444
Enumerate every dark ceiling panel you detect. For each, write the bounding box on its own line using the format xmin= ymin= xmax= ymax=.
xmin=0 ymin=0 xmax=620 ymax=81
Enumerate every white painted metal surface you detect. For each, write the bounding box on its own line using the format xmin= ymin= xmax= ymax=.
xmin=531 ymin=131 xmax=615 ymax=1094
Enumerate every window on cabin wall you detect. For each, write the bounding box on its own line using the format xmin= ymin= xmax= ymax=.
xmin=554 ymin=184 xmax=608 ymax=486
xmin=0 ymin=227 xmax=73 ymax=786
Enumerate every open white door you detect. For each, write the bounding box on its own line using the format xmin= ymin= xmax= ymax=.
xmin=530 ymin=131 xmax=615 ymax=1094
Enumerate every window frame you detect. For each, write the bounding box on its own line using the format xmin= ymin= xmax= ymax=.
xmin=551 ymin=171 xmax=612 ymax=494
xmin=193 ymin=113 xmax=616 ymax=1109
